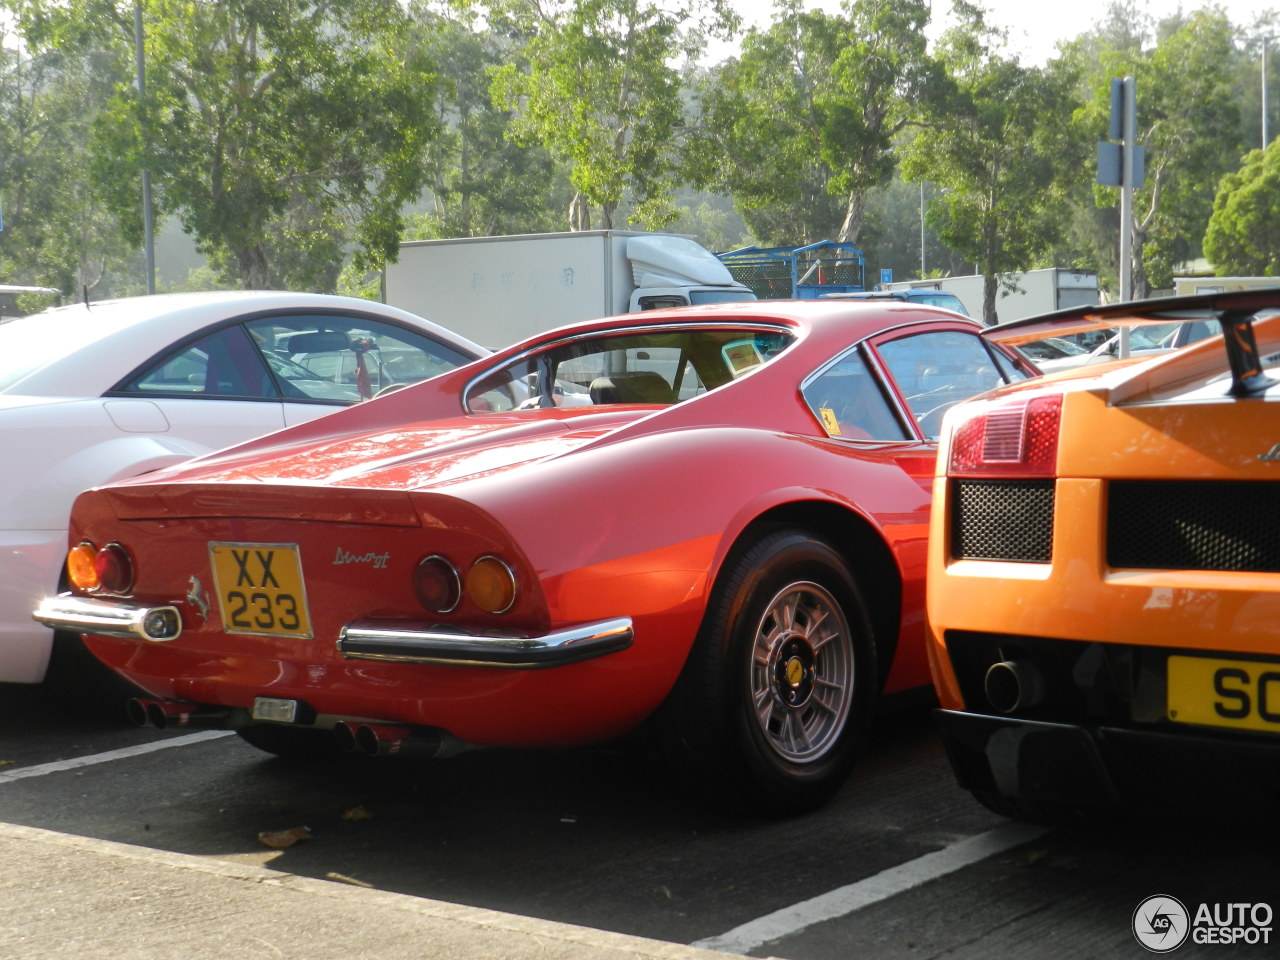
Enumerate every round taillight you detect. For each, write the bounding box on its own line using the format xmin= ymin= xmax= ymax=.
xmin=413 ymin=555 xmax=460 ymax=613
xmin=67 ymin=542 xmax=100 ymax=591
xmin=466 ymin=555 xmax=517 ymax=614
xmin=94 ymin=543 xmax=135 ymax=595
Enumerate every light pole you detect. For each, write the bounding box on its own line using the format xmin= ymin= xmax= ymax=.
xmin=1264 ymin=36 xmax=1272 ymax=149
xmin=134 ymin=1 xmax=155 ymax=294
xmin=919 ymin=182 xmax=925 ymax=277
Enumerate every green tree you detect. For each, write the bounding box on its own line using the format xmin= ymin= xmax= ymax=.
xmin=1073 ymin=7 xmax=1245 ymax=296
xmin=1231 ymin=13 xmax=1279 ymax=154
xmin=486 ymin=0 xmax=735 ymax=231
xmin=858 ymin=173 xmax=967 ymax=286
xmin=901 ymin=2 xmax=1083 ymax=323
xmin=0 ymin=15 xmax=135 ymax=295
xmin=1203 ymin=142 xmax=1280 ymax=275
xmin=690 ymin=0 xmax=938 ymax=248
xmin=20 ymin=0 xmax=440 ymax=290
xmin=406 ymin=3 xmax=568 ymax=239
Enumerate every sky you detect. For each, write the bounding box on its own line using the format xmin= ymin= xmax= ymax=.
xmin=707 ymin=0 xmax=1277 ymax=66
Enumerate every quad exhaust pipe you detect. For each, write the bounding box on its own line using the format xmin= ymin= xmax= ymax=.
xmin=128 ymin=698 xmax=455 ymax=757
xmin=333 ymin=721 xmax=446 ymax=758
xmin=127 ymin=698 xmax=230 ymax=730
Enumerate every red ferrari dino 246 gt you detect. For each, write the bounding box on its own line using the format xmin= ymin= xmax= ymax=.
xmin=37 ymin=299 xmax=1033 ymax=813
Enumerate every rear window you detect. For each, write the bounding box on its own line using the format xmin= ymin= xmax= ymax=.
xmin=465 ymin=326 xmax=795 ymax=412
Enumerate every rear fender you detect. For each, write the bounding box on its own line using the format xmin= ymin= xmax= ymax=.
xmin=24 ymin=436 xmax=209 ymax=531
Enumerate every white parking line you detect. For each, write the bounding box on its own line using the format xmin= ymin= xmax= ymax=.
xmin=0 ymin=730 xmax=235 ymax=783
xmin=693 ymin=820 xmax=1049 ymax=954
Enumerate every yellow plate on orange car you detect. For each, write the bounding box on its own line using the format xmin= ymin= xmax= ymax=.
xmin=209 ymin=542 xmax=313 ymax=639
xmin=1167 ymin=655 xmax=1280 ymax=735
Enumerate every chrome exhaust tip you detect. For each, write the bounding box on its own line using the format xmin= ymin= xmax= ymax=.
xmin=333 ymin=721 xmax=444 ymax=758
xmin=983 ymin=660 xmax=1046 ymax=714
xmin=126 ymin=698 xmax=229 ymax=729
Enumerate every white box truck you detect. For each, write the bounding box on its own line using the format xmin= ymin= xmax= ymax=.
xmin=384 ymin=230 xmax=756 ymax=349
xmin=1173 ymin=276 xmax=1280 ymax=295
xmin=887 ymin=268 xmax=1099 ymax=324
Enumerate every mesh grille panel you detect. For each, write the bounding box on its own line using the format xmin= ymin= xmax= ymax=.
xmin=952 ymin=479 xmax=1055 ymax=562
xmin=1108 ymin=481 xmax=1280 ymax=572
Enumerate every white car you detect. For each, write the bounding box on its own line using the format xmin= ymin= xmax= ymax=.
xmin=1 ymin=291 xmax=487 ymax=691
xmin=1034 ymin=319 xmax=1223 ymax=374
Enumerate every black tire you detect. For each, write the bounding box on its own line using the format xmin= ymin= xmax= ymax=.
xmin=236 ymin=723 xmax=345 ymax=760
xmin=657 ymin=525 xmax=878 ymax=816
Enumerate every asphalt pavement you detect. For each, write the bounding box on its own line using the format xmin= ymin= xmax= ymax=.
xmin=0 ymin=819 xmax=752 ymax=960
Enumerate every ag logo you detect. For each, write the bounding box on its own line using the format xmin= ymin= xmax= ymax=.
xmin=1133 ymin=895 xmax=1190 ymax=953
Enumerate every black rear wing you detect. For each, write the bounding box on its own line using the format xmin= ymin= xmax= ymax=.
xmin=980 ymin=288 xmax=1280 ymax=397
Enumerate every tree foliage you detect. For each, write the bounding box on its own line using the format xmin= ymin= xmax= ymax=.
xmin=19 ymin=0 xmax=440 ymax=290
xmin=1203 ymin=142 xmax=1280 ymax=275
xmin=900 ymin=2 xmax=1083 ymax=323
xmin=405 ymin=2 xmax=568 ymax=239
xmin=0 ymin=15 xmax=135 ymax=294
xmin=486 ymin=0 xmax=734 ymax=231
xmin=689 ymin=0 xmax=937 ymax=247
xmin=1070 ymin=6 xmax=1245 ymax=296
xmin=0 ymin=0 xmax=1274 ymax=299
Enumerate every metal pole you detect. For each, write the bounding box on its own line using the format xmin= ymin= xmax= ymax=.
xmin=1118 ymin=76 xmax=1136 ymax=356
xmin=1264 ymin=36 xmax=1270 ymax=149
xmin=919 ymin=181 xmax=925 ymax=277
xmin=135 ymin=2 xmax=155 ymax=295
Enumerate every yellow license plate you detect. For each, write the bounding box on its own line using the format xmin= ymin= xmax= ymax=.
xmin=209 ymin=542 xmax=313 ymax=639
xmin=1167 ymin=655 xmax=1280 ymax=734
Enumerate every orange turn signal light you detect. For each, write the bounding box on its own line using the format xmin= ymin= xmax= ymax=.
xmin=466 ymin=556 xmax=517 ymax=614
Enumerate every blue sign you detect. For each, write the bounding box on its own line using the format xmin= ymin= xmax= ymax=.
xmin=880 ymin=268 xmax=892 ymax=285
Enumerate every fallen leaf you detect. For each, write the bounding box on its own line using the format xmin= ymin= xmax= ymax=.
xmin=257 ymin=826 xmax=313 ymax=849
xmin=341 ymin=805 xmax=374 ymax=822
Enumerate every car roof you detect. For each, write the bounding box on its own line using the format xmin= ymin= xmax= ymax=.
xmin=0 ymin=291 xmax=487 ymax=397
xmin=493 ymin=297 xmax=979 ymax=361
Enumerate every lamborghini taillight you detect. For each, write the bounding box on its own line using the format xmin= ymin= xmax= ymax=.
xmin=948 ymin=393 xmax=1062 ymax=477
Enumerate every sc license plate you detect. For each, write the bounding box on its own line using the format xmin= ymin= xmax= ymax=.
xmin=209 ymin=542 xmax=314 ymax=638
xmin=1167 ymin=655 xmax=1280 ymax=734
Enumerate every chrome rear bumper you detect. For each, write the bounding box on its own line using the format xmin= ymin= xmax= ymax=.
xmin=337 ymin=617 xmax=633 ymax=668
xmin=33 ymin=594 xmax=182 ymax=642
xmin=33 ymin=593 xmax=633 ymax=669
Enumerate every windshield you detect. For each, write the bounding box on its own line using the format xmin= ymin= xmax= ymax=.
xmin=464 ymin=325 xmax=795 ymax=412
xmin=688 ymin=290 xmax=758 ymax=305
xmin=911 ymin=292 xmax=969 ymax=315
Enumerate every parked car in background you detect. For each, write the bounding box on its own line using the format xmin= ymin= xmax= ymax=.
xmin=0 ymin=284 xmax=61 ymax=321
xmin=925 ymin=289 xmax=1280 ymax=823
xmin=36 ymin=299 xmax=1036 ymax=813
xmin=1013 ymin=336 xmax=1089 ymax=366
xmin=1033 ymin=316 xmax=1222 ymax=373
xmin=3 ymin=292 xmax=486 ymax=694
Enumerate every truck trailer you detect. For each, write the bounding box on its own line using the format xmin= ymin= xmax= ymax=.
xmin=383 ymin=231 xmax=756 ymax=349
xmin=887 ymin=268 xmax=1099 ymax=324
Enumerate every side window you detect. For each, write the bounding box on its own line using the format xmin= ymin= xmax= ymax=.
xmin=245 ymin=314 xmax=475 ymax=403
xmin=120 ymin=325 xmax=275 ymax=399
xmin=875 ymin=330 xmax=1010 ymax=438
xmin=802 ymin=352 xmax=909 ymax=441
